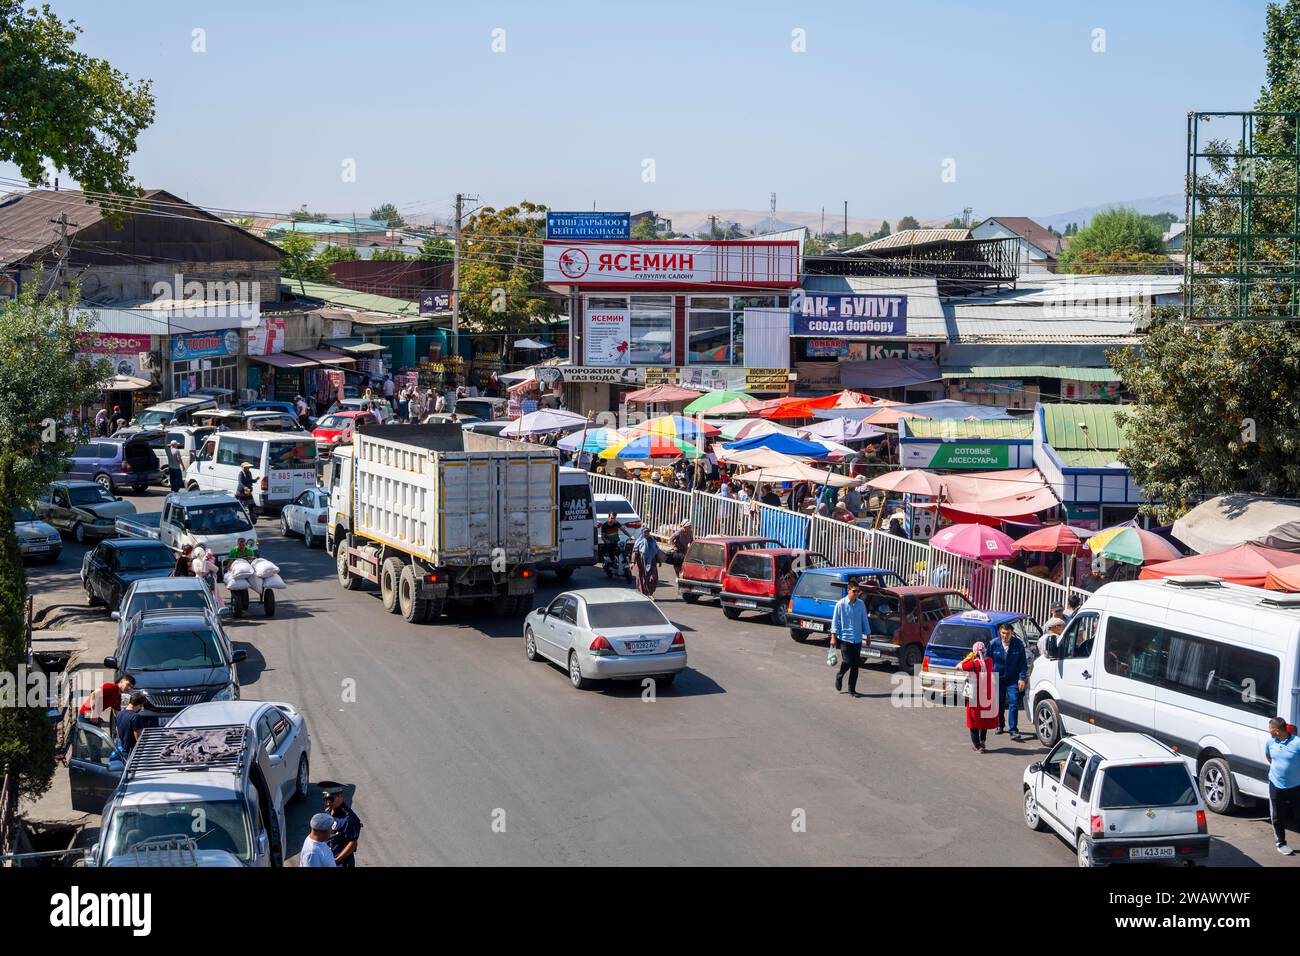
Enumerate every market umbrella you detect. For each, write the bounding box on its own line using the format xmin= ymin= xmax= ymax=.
xmin=683 ymin=389 xmax=753 ymax=414
xmin=599 ymin=434 xmax=704 ymax=460
xmin=717 ymin=418 xmax=801 ymax=441
xmin=499 ymin=408 xmax=589 ymax=436
xmin=1265 ymin=564 xmax=1300 ymax=592
xmin=512 ymin=338 xmax=550 ymax=349
xmin=1012 ymin=524 xmax=1095 ymax=556
xmin=731 ymin=458 xmax=861 ymax=489
xmin=623 ymin=383 xmax=703 ymax=405
xmin=798 ymin=418 xmax=885 ymax=443
xmin=702 ymin=396 xmax=785 ymax=417
xmin=931 ymin=523 xmax=1016 ymax=561
xmin=761 ymin=389 xmax=874 ymax=420
xmin=721 ymin=433 xmax=834 ymax=459
xmin=1085 ymin=525 xmax=1181 ymax=566
xmin=1137 ymin=543 xmax=1300 ymax=587
xmin=866 ymin=468 xmax=947 ymax=497
xmin=557 ymin=427 xmax=625 ymax=454
xmin=626 ymin=413 xmax=719 ymax=440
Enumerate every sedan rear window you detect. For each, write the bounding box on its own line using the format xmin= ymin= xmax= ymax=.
xmin=1099 ymin=764 xmax=1198 ymax=809
xmin=928 ymin=623 xmax=987 ymax=651
xmin=596 ymin=497 xmax=634 ymax=516
xmin=685 ymin=542 xmax=725 ymax=567
xmin=584 ymin=601 xmax=669 ymax=629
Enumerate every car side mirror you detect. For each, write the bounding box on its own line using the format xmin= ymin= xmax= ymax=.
xmin=538 ymin=607 xmax=549 ymax=616
xmin=110 ymin=611 xmax=120 ymax=621
xmin=103 ymin=656 xmax=119 ymax=670
xmin=1029 ymin=762 xmax=1043 ymax=775
xmin=114 ymin=496 xmax=123 ymax=502
xmin=1042 ymin=635 xmax=1058 ymax=659
xmin=218 ymin=607 xmax=232 ymax=619
xmin=231 ymin=649 xmax=247 ymax=663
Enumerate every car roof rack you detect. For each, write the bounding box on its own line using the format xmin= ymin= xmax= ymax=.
xmin=126 ymin=835 xmax=201 ymax=867
xmin=124 ymin=724 xmax=251 ymax=782
xmin=1163 ymin=575 xmax=1223 ymax=589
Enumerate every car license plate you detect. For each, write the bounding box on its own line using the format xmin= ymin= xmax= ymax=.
xmin=801 ymin=620 xmax=825 ymax=631
xmin=26 ymin=545 xmax=49 ymax=553
xmin=863 ymin=647 xmax=882 ymax=658
xmin=1129 ymin=846 xmax=1175 ymax=859
xmin=628 ymin=639 xmax=659 ymax=653
xmin=734 ymin=600 xmax=758 ymax=609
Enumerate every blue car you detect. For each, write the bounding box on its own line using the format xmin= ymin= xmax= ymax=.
xmin=786 ymin=566 xmax=905 ymax=643
xmin=919 ymin=609 xmax=1042 ymax=698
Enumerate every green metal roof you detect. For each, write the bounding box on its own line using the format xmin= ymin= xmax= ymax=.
xmin=281 ymin=279 xmax=426 ymax=317
xmin=1055 ymin=449 xmax=1124 ymax=467
xmin=904 ymin=418 xmax=1033 ymax=440
xmin=941 ymin=365 xmax=1121 ymax=381
xmin=1040 ymin=403 xmax=1128 ymax=451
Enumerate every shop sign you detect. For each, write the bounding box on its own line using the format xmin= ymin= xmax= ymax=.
xmin=247 ymin=316 xmax=285 ymax=356
xmin=544 ymin=240 xmax=799 ymax=286
xmin=584 ymin=308 xmax=630 ymax=365
xmin=744 ymin=367 xmax=791 ymax=394
xmin=1061 ymin=378 xmax=1122 ymax=402
xmin=78 ymin=332 xmax=151 ymax=355
xmin=420 ymin=291 xmax=451 ymax=314
xmin=170 ymin=330 xmax=239 ymax=361
xmin=848 ymin=341 xmax=936 ymax=361
xmin=642 ymin=367 xmax=680 ymax=386
xmin=959 ymin=379 xmax=1020 ymax=395
xmin=790 ymin=292 xmax=908 ymax=337
xmin=903 ymin=442 xmax=1011 ymax=470
xmin=806 ymin=338 xmax=848 ymax=357
xmin=546 ymin=211 xmax=630 ymax=240
xmin=538 ymin=366 xmax=644 ymax=386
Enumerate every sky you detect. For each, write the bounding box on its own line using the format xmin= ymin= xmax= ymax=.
xmin=0 ymin=0 xmax=1276 ymax=224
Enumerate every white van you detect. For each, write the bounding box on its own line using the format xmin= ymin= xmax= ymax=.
xmin=1029 ymin=576 xmax=1300 ymax=814
xmin=543 ymin=467 xmax=596 ymax=580
xmin=186 ymin=430 xmax=319 ymax=513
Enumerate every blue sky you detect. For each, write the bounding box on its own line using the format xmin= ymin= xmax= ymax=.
xmin=2 ymin=0 xmax=1274 ymax=223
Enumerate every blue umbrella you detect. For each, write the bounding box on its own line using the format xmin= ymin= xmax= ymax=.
xmin=720 ymin=433 xmax=834 ymax=459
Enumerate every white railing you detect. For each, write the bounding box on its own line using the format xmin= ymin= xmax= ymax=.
xmin=870 ymin=531 xmax=934 ymax=584
xmin=692 ymin=492 xmax=762 ymax=538
xmin=641 ymin=483 xmax=692 ymax=539
xmin=807 ymin=515 xmax=875 ymax=567
xmin=987 ymin=564 xmax=1073 ymax=625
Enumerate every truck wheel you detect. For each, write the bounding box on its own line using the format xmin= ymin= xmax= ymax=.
xmin=681 ymin=592 xmax=700 ymax=604
xmin=398 ymin=565 xmax=429 ymax=623
xmin=336 ymin=545 xmax=360 ymax=590
xmin=380 ymin=557 xmax=404 ymax=614
xmin=553 ymin=567 xmax=574 ymax=582
xmin=422 ymin=598 xmax=444 ymax=623
xmin=722 ymin=606 xmax=741 ymax=620
xmin=896 ymin=643 xmax=921 ymax=675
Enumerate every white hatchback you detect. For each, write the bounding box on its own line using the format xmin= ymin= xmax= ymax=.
xmin=1022 ymin=731 xmax=1210 ymax=867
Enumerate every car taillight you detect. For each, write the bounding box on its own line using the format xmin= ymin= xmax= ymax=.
xmin=921 ymin=656 xmax=930 ymax=672
xmin=1090 ymin=814 xmax=1104 ymax=836
xmin=1196 ymin=809 xmax=1207 ymax=834
xmin=589 ymin=635 xmax=615 ymax=656
xmin=671 ymin=631 xmax=685 ymax=649
xmin=518 ymin=568 xmax=533 ymax=578
xmin=259 ymin=477 xmax=268 ymax=490
xmin=316 ymin=514 xmax=327 ymax=522
xmin=120 ymin=462 xmax=131 ymax=472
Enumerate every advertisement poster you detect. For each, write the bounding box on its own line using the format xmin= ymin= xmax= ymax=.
xmin=171 ymin=330 xmax=239 ymax=361
xmin=584 ymin=308 xmax=630 ymax=365
xmin=642 ymin=367 xmax=680 ymax=386
xmin=790 ymin=292 xmax=908 ymax=337
xmin=902 ymin=442 xmax=1012 ymax=470
xmin=546 ymin=211 xmax=630 ymax=240
xmin=77 ymin=332 xmax=152 ymax=378
xmin=744 ymin=368 xmax=791 ymax=393
xmin=807 ymin=338 xmax=849 ymax=357
xmin=247 ymin=316 xmax=285 ymax=356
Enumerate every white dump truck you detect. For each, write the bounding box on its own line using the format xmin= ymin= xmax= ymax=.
xmin=329 ymin=424 xmax=558 ymax=621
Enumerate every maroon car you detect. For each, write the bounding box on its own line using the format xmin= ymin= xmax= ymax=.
xmin=676 ymin=535 xmax=779 ymax=603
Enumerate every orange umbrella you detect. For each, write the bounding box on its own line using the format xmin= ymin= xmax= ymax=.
xmin=761 ymin=389 xmax=874 ymax=419
xmin=1265 ymin=564 xmax=1300 ymax=591
xmin=1012 ymin=524 xmax=1095 ymax=556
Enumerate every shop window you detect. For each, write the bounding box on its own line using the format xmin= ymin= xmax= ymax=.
xmin=686 ymin=295 xmax=779 ymax=366
xmin=629 ymin=295 xmax=673 ymax=365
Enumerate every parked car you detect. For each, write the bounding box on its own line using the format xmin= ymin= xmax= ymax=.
xmin=676 ymin=535 xmax=780 ymax=604
xmin=240 ymin=400 xmax=309 ymax=428
xmin=112 ymin=576 xmax=227 ymax=646
xmin=462 ymin=420 xmax=511 ymax=437
xmin=192 ymin=408 xmax=303 ymax=433
xmin=1023 ymin=732 xmax=1209 ymax=867
xmin=63 ymin=433 xmax=163 ymax=492
xmin=719 ymin=548 xmax=832 ymax=625
xmin=35 ymin=480 xmax=136 ymax=544
xmin=104 ymin=608 xmax=245 ymax=721
xmin=786 ymin=566 xmax=907 ymax=642
xmin=81 ymin=539 xmax=177 ymax=612
xmin=421 ymin=412 xmax=481 ymax=426
xmin=112 ymin=424 xmax=217 ymax=481
xmin=12 ymin=505 xmax=61 ymax=562
xmin=312 ymin=411 xmax=380 ymax=456
xmin=167 ymin=700 xmax=312 ymax=808
xmin=849 ymin=585 xmax=976 ymax=673
xmin=523 ymin=587 xmax=687 ymax=690
xmin=921 ymin=609 xmax=1042 ymax=697
xmin=132 ymin=396 xmax=217 ymax=428
xmin=280 ymin=486 xmax=329 ymax=548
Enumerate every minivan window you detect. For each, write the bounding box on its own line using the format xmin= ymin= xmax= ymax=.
xmin=1103 ymin=617 xmax=1162 ymax=684
xmin=1059 ymin=611 xmax=1100 ymax=659
xmin=1099 ymin=764 xmax=1197 ymax=809
xmin=268 ymin=440 xmax=315 ymax=468
xmin=729 ymin=552 xmax=772 ymax=580
xmin=1161 ymin=630 xmax=1279 ymax=717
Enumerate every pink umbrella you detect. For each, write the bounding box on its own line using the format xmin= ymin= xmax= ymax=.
xmin=867 ymin=468 xmax=947 ymax=496
xmin=931 ymin=523 xmax=1016 ymax=560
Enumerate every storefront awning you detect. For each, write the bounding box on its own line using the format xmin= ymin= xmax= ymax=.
xmin=839 ymin=358 xmax=941 ymax=389
xmin=941 ymin=365 xmax=1121 ymax=381
xmin=322 ymin=338 xmax=388 ymax=355
xmin=250 ymin=353 xmax=322 ymax=369
xmin=98 ymin=374 xmax=154 ymax=391
xmin=289 ymin=348 xmax=356 ymax=366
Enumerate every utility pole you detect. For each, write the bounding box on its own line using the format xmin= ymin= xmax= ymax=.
xmin=843 ymin=201 xmax=848 ymax=245
xmin=709 ymin=214 xmax=718 ymax=240
xmin=48 ymin=212 xmax=78 ymax=312
xmin=452 ymin=192 xmax=479 ymax=353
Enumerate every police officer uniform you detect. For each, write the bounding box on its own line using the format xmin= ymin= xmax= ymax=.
xmin=321 ymin=783 xmax=362 ymax=867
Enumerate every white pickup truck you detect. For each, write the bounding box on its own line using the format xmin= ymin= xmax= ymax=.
xmin=117 ymin=490 xmax=259 ymax=555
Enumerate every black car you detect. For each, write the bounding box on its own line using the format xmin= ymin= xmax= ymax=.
xmin=82 ymin=539 xmax=177 ymax=612
xmin=105 ymin=608 xmax=246 ymax=721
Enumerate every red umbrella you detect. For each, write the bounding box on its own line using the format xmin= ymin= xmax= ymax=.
xmin=1012 ymin=524 xmax=1095 ymax=556
xmin=623 ymin=383 xmax=703 ymax=405
xmin=931 ymin=523 xmax=1016 ymax=561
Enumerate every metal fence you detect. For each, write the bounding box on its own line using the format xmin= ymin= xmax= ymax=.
xmin=807 ymin=515 xmax=874 ymax=566
xmin=987 ymin=564 xmax=1074 ymax=625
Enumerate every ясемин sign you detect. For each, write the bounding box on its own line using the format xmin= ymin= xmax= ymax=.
xmin=790 ymin=292 xmax=908 ymax=337
xmin=546 ymin=212 xmax=631 ymax=240
xmin=544 ymin=240 xmax=801 ymax=287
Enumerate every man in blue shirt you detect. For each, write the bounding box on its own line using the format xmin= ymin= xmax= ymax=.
xmin=986 ymin=621 xmax=1029 ymax=740
xmin=1265 ymin=717 xmax=1300 ymax=855
xmin=115 ymin=692 xmax=148 ymax=757
xmin=830 ymin=582 xmax=870 ymax=697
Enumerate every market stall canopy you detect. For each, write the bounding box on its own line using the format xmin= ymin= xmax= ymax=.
xmin=721 ymin=433 xmax=834 ymax=459
xmin=866 ymin=469 xmax=947 ymax=496
xmin=1264 ymin=565 xmax=1300 ymax=592
xmin=938 ymin=487 xmax=1062 ymax=524
xmin=98 ymin=373 xmax=153 ymax=391
xmin=1138 ymin=543 xmax=1300 ymax=587
xmin=1171 ymin=494 xmax=1300 ymax=554
xmin=930 ymin=523 xmax=1016 ymax=561
xmin=623 ymin=383 xmax=704 ymax=405
xmin=703 ymin=396 xmax=785 ymax=417
xmin=600 ymin=434 xmax=704 ymax=460
xmin=731 ymin=457 xmax=861 ymax=489
xmin=249 ymin=352 xmax=322 ymax=369
xmin=287 ymin=348 xmax=355 ymax=366
xmin=1012 ymin=524 xmax=1095 ymax=555
xmin=500 ymin=408 xmax=589 ymax=436
xmin=717 ymin=447 xmax=805 ymax=469
xmin=322 ymin=338 xmax=388 ymax=355
xmin=760 ymin=389 xmax=874 ymax=420
xmin=1086 ymin=524 xmax=1181 ymax=566
xmin=799 ymin=418 xmax=885 ymax=443
xmin=716 ymin=418 xmax=801 ymax=441
xmin=683 ymin=389 xmax=753 ymax=414
xmin=626 ymin=414 xmax=718 ymax=440
xmin=557 ymin=427 xmax=625 ymax=453
xmin=512 ymin=338 xmax=550 ymax=349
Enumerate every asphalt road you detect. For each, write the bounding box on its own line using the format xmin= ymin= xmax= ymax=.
xmin=28 ymin=487 xmax=1292 ymax=867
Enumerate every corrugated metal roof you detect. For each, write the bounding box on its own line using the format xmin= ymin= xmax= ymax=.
xmin=941 ymin=365 xmax=1121 ymax=381
xmin=281 ymin=278 xmax=425 ymax=317
xmin=798 ymin=275 xmax=947 ymax=338
xmin=845 ymin=228 xmax=970 ymax=252
xmin=1055 ymin=449 xmax=1124 ymax=468
xmin=1040 ymin=403 xmax=1128 ymax=451
xmin=266 ymin=218 xmax=391 ymax=235
xmin=973 ymin=217 xmax=1061 ymax=257
xmin=740 ymin=226 xmax=808 ymax=246
xmin=904 ymin=418 xmax=1033 ymax=439
xmin=944 ymin=303 xmax=1141 ymax=341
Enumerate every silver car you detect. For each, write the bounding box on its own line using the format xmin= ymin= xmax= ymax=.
xmin=112 ymin=576 xmax=228 ymax=646
xmin=523 ymin=588 xmax=687 ymax=690
xmin=13 ymin=505 xmax=61 ymax=562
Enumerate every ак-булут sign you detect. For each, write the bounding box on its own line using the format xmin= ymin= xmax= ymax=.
xmin=790 ymin=292 xmax=908 ymax=337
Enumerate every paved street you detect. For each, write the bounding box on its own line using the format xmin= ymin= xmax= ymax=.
xmin=25 ymin=487 xmax=1290 ymax=867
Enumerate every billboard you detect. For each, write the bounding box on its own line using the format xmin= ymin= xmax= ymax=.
xmin=584 ymin=308 xmax=630 ymax=365
xmin=790 ymin=291 xmax=908 ymax=337
xmin=544 ymin=240 xmax=800 ymax=287
xmin=546 ymin=211 xmax=631 ymax=240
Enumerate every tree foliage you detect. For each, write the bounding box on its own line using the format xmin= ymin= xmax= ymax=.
xmin=458 ymin=201 xmax=558 ymax=335
xmin=370 ymin=203 xmax=404 ymax=228
xmin=896 ymin=215 xmax=920 ymax=231
xmin=1059 ymin=208 xmax=1164 ymax=273
xmin=416 ymin=236 xmax=453 ymax=262
xmin=0 ymin=278 xmax=109 ymax=802
xmin=0 ymin=2 xmax=155 ymax=197
xmin=370 ymin=248 xmax=408 ymax=261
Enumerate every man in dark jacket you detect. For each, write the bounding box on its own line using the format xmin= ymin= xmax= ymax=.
xmin=987 ymin=620 xmax=1029 ymax=740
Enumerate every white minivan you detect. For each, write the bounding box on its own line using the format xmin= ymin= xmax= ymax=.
xmin=542 ymin=467 xmax=596 ymax=580
xmin=186 ymin=430 xmax=319 ymax=514
xmin=1029 ymin=576 xmax=1300 ymax=814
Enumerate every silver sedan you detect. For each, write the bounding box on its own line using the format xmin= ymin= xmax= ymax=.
xmin=523 ymin=587 xmax=687 ymax=690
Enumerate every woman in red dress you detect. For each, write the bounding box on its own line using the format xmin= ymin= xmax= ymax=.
xmin=960 ymin=641 xmax=1000 ymax=752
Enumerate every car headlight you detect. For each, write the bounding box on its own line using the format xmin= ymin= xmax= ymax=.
xmin=212 ymin=683 xmax=238 ymax=701
xmin=47 ymin=533 xmax=60 ymax=543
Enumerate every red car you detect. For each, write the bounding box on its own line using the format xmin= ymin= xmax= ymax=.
xmin=312 ymin=410 xmax=378 ymax=455
xmin=856 ymin=585 xmax=975 ymax=672
xmin=676 ymin=535 xmax=779 ymax=603
xmin=719 ymin=548 xmax=831 ymax=625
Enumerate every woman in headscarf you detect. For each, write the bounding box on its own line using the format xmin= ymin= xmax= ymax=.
xmin=960 ymin=640 xmax=999 ymax=752
xmin=631 ymin=532 xmax=661 ymax=600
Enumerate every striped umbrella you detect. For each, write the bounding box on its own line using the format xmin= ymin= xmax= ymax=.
xmin=1085 ymin=525 xmax=1181 ymax=566
xmin=599 ymin=434 xmax=705 ymax=460
xmin=683 ymin=390 xmax=753 ymax=414
xmin=557 ymin=427 xmax=625 ymax=454
xmin=626 ymin=414 xmax=720 ymax=441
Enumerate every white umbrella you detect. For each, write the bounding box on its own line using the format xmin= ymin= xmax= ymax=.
xmin=500 ymin=408 xmax=589 ymax=436
xmin=512 ymin=338 xmax=550 ymax=349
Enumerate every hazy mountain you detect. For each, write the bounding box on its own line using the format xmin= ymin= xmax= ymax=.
xmin=1035 ymin=194 xmax=1184 ymax=231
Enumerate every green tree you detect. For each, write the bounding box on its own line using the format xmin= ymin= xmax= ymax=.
xmin=0 ymin=2 xmax=155 ymax=197
xmin=273 ymin=231 xmax=324 ymax=284
xmin=370 ymin=203 xmax=404 ymax=228
xmin=897 ymin=215 xmax=920 ymax=231
xmin=314 ymin=244 xmax=359 ymax=280
xmin=289 ymin=208 xmax=328 ymax=222
xmin=0 ymin=277 xmax=109 ymax=804
xmin=944 ymin=217 xmax=965 ymax=229
xmin=870 ymin=221 xmax=891 ymax=241
xmin=1059 ymin=208 xmax=1164 ymax=273
xmin=370 ymin=248 xmax=408 ymax=262
xmin=416 ymin=236 xmax=453 ymax=262
xmin=630 ymin=217 xmax=659 ymax=240
xmin=459 ymin=201 xmax=557 ymax=335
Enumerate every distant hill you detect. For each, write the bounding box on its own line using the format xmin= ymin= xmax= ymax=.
xmin=1035 ymin=194 xmax=1184 ymax=231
